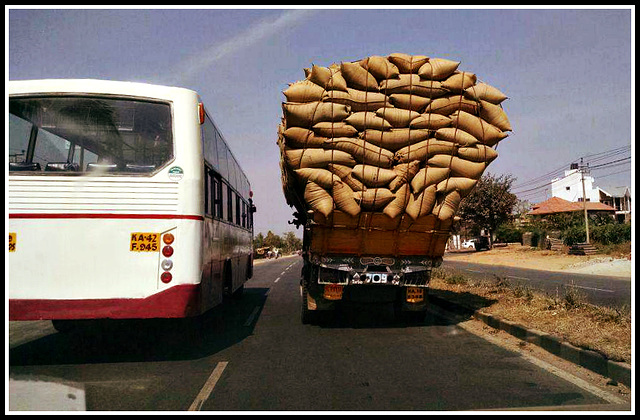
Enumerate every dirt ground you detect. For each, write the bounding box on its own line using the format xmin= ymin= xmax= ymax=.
xmin=443 ymin=244 xmax=632 ymax=278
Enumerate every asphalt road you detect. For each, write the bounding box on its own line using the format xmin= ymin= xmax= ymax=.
xmin=441 ymin=259 xmax=632 ymax=309
xmin=8 ymin=256 xmax=628 ymax=412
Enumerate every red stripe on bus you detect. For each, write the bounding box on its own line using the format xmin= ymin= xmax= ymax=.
xmin=9 ymin=284 xmax=202 ymax=320
xmin=9 ymin=213 xmax=204 ymax=221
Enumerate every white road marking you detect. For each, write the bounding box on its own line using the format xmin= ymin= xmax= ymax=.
xmin=188 ymin=362 xmax=229 ymax=411
xmin=244 ymin=306 xmax=260 ymax=327
xmin=454 ymin=321 xmax=625 ymax=405
xmin=275 ymin=277 xmax=281 ymax=283
xmin=565 ymin=284 xmax=615 ymax=293
xmin=506 ymin=275 xmax=530 ymax=281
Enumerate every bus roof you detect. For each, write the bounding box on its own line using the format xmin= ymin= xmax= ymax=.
xmin=8 ymin=79 xmax=198 ymax=101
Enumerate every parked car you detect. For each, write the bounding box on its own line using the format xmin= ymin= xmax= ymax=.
xmin=461 ymin=239 xmax=476 ymax=249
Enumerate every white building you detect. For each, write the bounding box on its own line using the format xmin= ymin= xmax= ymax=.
xmin=551 ymin=169 xmax=600 ymax=202
xmin=551 ymin=169 xmax=632 ymax=223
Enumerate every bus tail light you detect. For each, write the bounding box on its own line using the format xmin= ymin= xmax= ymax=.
xmin=161 ymin=259 xmax=173 ymax=271
xmin=163 ymin=233 xmax=174 ymax=245
xmin=162 ymin=246 xmax=174 ymax=257
xmin=161 ymin=272 xmax=172 ymax=284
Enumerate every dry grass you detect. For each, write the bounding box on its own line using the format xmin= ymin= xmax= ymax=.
xmin=430 ymin=268 xmax=631 ymax=363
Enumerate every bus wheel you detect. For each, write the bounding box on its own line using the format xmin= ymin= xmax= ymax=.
xmin=232 ymin=284 xmax=244 ymax=299
xmin=52 ymin=320 xmax=81 ymax=333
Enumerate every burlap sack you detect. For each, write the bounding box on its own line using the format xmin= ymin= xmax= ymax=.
xmin=478 ymin=100 xmax=512 ymax=131
xmin=435 ymin=127 xmax=480 ymax=146
xmin=405 ymin=184 xmax=437 ymax=220
xmin=285 ymin=148 xmax=356 ymax=169
xmin=380 ymin=74 xmax=448 ymax=98
xmin=388 ymin=160 xmax=421 ymax=191
xmin=304 ymin=181 xmax=334 ymax=218
xmin=283 ymin=80 xmax=327 ymax=103
xmin=375 ymin=107 xmax=421 ymax=128
xmin=428 ymin=154 xmax=486 ymax=179
xmin=327 ymin=163 xmax=366 ymax=191
xmin=457 ymin=144 xmax=499 ymax=163
xmin=361 ymin=128 xmax=431 ymax=152
xmin=354 ymin=188 xmax=396 ymax=211
xmin=307 ymin=64 xmax=348 ymax=91
xmin=312 ymin=121 xmax=359 ymax=138
xmin=389 ymin=94 xmax=432 ymax=112
xmin=394 ymin=139 xmax=457 ymax=163
xmin=436 ymin=177 xmax=478 ymax=197
xmin=410 ymin=167 xmax=451 ymax=194
xmin=351 ymin=164 xmax=398 ymax=187
xmin=464 ymin=82 xmax=508 ymax=104
xmin=383 ymin=183 xmax=411 ymax=218
xmin=283 ymin=127 xmax=327 ymax=148
xmin=295 ymin=168 xmax=340 ymax=189
xmin=324 ymin=137 xmax=394 ymax=168
xmin=388 ymin=53 xmax=429 ymax=73
xmin=441 ymin=72 xmax=477 ymax=93
xmin=323 ymin=88 xmax=391 ymax=112
xmin=340 ymin=61 xmax=380 ymax=91
xmin=282 ymin=101 xmax=350 ymax=128
xmin=425 ymin=95 xmax=480 ymax=115
xmin=432 ymin=191 xmax=462 ymax=221
xmin=345 ymin=112 xmax=393 ymax=131
xmin=418 ymin=57 xmax=460 ymax=80
xmin=449 ymin=110 xmax=507 ymax=146
xmin=409 ymin=113 xmax=452 ymax=130
xmin=332 ymin=180 xmax=361 ymax=216
xmin=359 ymin=55 xmax=401 ymax=80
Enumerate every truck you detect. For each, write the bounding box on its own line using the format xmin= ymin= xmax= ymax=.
xmin=277 ymin=53 xmax=511 ymax=324
xmin=294 ymin=210 xmax=451 ymax=324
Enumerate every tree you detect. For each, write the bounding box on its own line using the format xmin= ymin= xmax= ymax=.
xmin=253 ymin=232 xmax=265 ymax=250
xmin=263 ymin=230 xmax=283 ymax=250
xmin=457 ymin=173 xmax=518 ymax=244
xmin=282 ymin=231 xmax=302 ymax=253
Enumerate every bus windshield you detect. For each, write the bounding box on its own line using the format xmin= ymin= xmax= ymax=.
xmin=9 ymin=96 xmax=173 ymax=174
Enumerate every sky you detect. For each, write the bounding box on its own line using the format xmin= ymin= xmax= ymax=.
xmin=6 ymin=6 xmax=634 ymax=237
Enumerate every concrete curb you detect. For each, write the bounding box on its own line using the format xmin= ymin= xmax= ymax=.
xmin=429 ymin=295 xmax=631 ymax=388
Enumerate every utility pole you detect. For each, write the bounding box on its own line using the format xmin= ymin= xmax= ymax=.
xmin=578 ymin=158 xmax=590 ymax=244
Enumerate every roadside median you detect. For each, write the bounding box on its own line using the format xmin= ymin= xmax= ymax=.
xmin=427 ymin=267 xmax=631 ymax=388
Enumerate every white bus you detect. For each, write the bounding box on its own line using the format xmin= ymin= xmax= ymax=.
xmin=8 ymin=79 xmax=255 ymax=330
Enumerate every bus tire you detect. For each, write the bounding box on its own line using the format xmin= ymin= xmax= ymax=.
xmin=232 ymin=284 xmax=244 ymax=299
xmin=52 ymin=320 xmax=81 ymax=333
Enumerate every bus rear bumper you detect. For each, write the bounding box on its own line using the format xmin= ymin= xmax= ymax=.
xmin=9 ymin=284 xmax=202 ymax=321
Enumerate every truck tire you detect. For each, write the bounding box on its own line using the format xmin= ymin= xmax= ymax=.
xmin=301 ymin=283 xmax=316 ymax=325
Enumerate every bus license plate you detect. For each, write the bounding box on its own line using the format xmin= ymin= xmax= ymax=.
xmin=130 ymin=233 xmax=160 ymax=252
xmin=9 ymin=233 xmax=16 ymax=252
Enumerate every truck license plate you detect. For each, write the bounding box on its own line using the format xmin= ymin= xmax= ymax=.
xmin=365 ymin=273 xmax=387 ymax=283
xmin=130 ymin=233 xmax=160 ymax=252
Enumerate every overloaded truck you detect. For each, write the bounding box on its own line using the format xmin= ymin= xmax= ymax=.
xmin=277 ymin=53 xmax=511 ymax=323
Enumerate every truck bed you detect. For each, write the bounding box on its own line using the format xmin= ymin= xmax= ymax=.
xmin=308 ymin=210 xmax=452 ymax=257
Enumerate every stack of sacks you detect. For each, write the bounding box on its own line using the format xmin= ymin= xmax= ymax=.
xmin=277 ymin=53 xmax=511 ymax=222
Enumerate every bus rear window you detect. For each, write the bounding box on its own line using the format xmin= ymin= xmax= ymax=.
xmin=9 ymin=96 xmax=173 ymax=175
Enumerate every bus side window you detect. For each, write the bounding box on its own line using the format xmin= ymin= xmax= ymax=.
xmin=204 ymin=167 xmax=212 ymax=217
xmin=227 ymin=187 xmax=234 ymax=224
xmin=211 ymin=173 xmax=221 ymax=219
xmin=235 ymin=194 xmax=241 ymax=226
xmin=221 ymin=182 xmax=228 ymax=222
xmin=241 ymin=200 xmax=247 ymax=228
